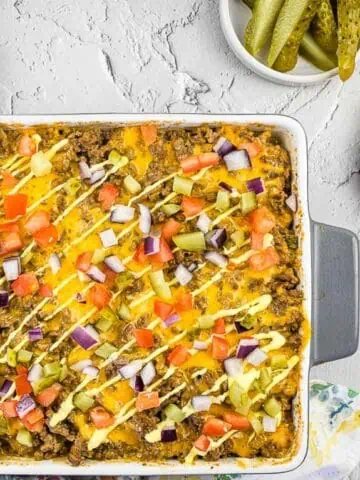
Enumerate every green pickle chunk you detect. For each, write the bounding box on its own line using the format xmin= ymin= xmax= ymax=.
xmin=311 ymin=0 xmax=338 ymax=53
xmin=269 ymin=0 xmax=322 ymax=72
xmin=337 ymin=0 xmax=360 ymax=81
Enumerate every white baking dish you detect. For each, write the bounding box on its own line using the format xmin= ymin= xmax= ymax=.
xmin=0 ymin=114 xmax=357 ymax=476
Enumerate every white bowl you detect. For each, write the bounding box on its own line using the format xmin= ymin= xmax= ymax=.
xmin=219 ymin=0 xmax=339 ymax=86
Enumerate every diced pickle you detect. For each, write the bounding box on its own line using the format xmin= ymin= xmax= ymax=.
xmin=231 ymin=230 xmax=246 ymax=247
xmin=124 ymin=175 xmax=141 ymax=194
xmin=32 ymin=375 xmax=58 ymax=395
xmin=117 ymin=303 xmax=131 ymax=321
xmin=16 ymin=428 xmax=33 ymax=447
xmin=17 ymin=349 xmax=33 ymax=363
xmin=173 ymin=232 xmax=206 ymax=251
xmin=96 ymin=307 xmax=117 ymax=332
xmin=311 ymin=0 xmax=338 ymax=53
xmin=95 ymin=342 xmax=117 ymax=359
xmin=6 ymin=348 xmax=17 ymax=367
xmin=260 ymin=367 xmax=272 ymax=390
xmin=164 ymin=403 xmax=186 ymax=423
xmin=173 ymin=175 xmax=194 ymax=196
xmin=248 ymin=412 xmax=263 ymax=433
xmin=198 ymin=315 xmax=215 ymax=329
xmin=271 ymin=353 xmax=288 ymax=369
xmin=241 ymin=191 xmax=257 ymax=214
xmin=43 ymin=362 xmax=61 ymax=377
xmin=74 ymin=392 xmax=95 ymax=412
xmin=216 ymin=191 xmax=230 ymax=212
xmin=161 ymin=203 xmax=181 ymax=216
xmin=264 ymin=397 xmax=282 ymax=417
xmin=229 ymin=382 xmax=251 ymax=415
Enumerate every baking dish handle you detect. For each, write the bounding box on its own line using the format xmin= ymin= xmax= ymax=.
xmin=311 ymin=222 xmax=360 ymax=366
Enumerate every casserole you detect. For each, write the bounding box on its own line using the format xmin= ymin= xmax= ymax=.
xmin=0 ymin=114 xmax=357 ymax=476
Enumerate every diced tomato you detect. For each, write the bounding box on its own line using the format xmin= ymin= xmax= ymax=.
xmin=167 ymin=345 xmax=190 ymax=366
xmin=194 ymin=435 xmax=211 ymax=452
xmin=211 ymin=335 xmax=229 ymax=360
xmin=134 ymin=328 xmax=154 ymax=348
xmin=181 ymin=196 xmax=206 ymax=217
xmin=39 ymin=283 xmax=53 ymax=298
xmin=149 ymin=237 xmax=174 ymax=264
xmin=1 ymin=171 xmax=17 ymax=188
xmin=249 ymin=207 xmax=275 ymax=234
xmin=90 ymin=407 xmax=115 ymax=429
xmin=18 ymin=135 xmax=36 ymax=156
xmin=202 ymin=418 xmax=232 ymax=437
xmin=22 ymin=417 xmax=44 ymax=433
xmin=238 ymin=142 xmax=262 ymax=159
xmin=75 ymin=252 xmax=93 ymax=272
xmin=98 ymin=183 xmax=118 ymax=211
xmin=213 ymin=318 xmax=225 ymax=334
xmin=33 ymin=224 xmax=58 ymax=248
xmin=198 ymin=152 xmax=220 ymax=168
xmin=0 ymin=221 xmax=19 ymax=233
xmin=251 ymin=231 xmax=264 ymax=251
xmin=162 ymin=219 xmax=181 ymax=241
xmin=15 ymin=374 xmax=32 ymax=396
xmin=154 ymin=300 xmax=173 ymax=320
xmin=249 ymin=247 xmax=280 ymax=272
xmin=136 ymin=391 xmax=160 ymax=412
xmin=174 ymin=292 xmax=193 ymax=312
xmin=0 ymin=231 xmax=22 ymax=256
xmin=133 ymin=243 xmax=147 ymax=265
xmin=223 ymin=412 xmax=251 ymax=431
xmin=140 ymin=124 xmax=158 ymax=146
xmin=89 ymin=284 xmax=111 ymax=310
xmin=180 ymin=156 xmax=201 ymax=173
xmin=36 ymin=383 xmax=62 ymax=407
xmin=16 ymin=365 xmax=28 ymax=375
xmin=0 ymin=400 xmax=18 ymax=418
xmin=23 ymin=408 xmax=44 ymax=425
xmin=24 ymin=210 xmax=50 ymax=234
xmin=12 ymin=272 xmax=39 ymax=297
xmin=103 ymin=265 xmax=117 ymax=287
xmin=4 ymin=193 xmax=28 ymax=219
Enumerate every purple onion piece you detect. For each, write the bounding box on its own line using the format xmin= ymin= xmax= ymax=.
xmin=130 ymin=375 xmax=144 ymax=392
xmin=196 ymin=213 xmax=211 ymax=234
xmin=89 ymin=167 xmax=105 ymax=185
xmin=3 ymin=256 xmax=21 ymax=282
xmin=49 ymin=253 xmax=61 ymax=274
xmin=75 ymin=292 xmax=86 ymax=303
xmin=27 ymin=364 xmax=43 ymax=383
xmin=191 ymin=395 xmax=212 ymax=412
xmin=193 ymin=340 xmax=207 ymax=351
xmin=104 ymin=255 xmax=125 ymax=273
xmin=246 ymin=347 xmax=267 ymax=366
xmin=224 ymin=150 xmax=251 ymax=171
xmin=204 ymin=251 xmax=228 ymax=268
xmin=28 ymin=327 xmax=43 ymax=342
xmin=71 ymin=326 xmax=99 ymax=350
xmin=161 ymin=427 xmax=177 ymax=443
xmin=139 ymin=204 xmax=152 ymax=234
xmin=207 ymin=228 xmax=227 ymax=249
xmin=163 ymin=312 xmax=180 ymax=327
xmin=213 ymin=137 xmax=236 ymax=157
xmin=0 ymin=291 xmax=9 ymax=308
xmin=235 ymin=321 xmax=248 ymax=334
xmin=188 ymin=262 xmax=197 ymax=273
xmin=86 ymin=265 xmax=106 ymax=283
xmin=144 ymin=236 xmax=160 ymax=256
xmin=110 ymin=205 xmax=135 ymax=223
xmin=0 ymin=379 xmax=13 ymax=397
xmin=224 ymin=357 xmax=243 ymax=377
xmin=247 ymin=177 xmax=265 ymax=195
xmin=16 ymin=394 xmax=36 ymax=419
xmin=83 ymin=366 xmax=99 ymax=378
xmin=140 ymin=361 xmax=156 ymax=386
xmin=286 ymin=194 xmax=297 ymax=212
xmin=99 ymin=228 xmax=118 ymax=248
xmin=71 ymin=359 xmax=93 ymax=372
xmin=119 ymin=360 xmax=143 ymax=379
xmin=175 ymin=264 xmax=192 ymax=286
xmin=79 ymin=161 xmax=91 ymax=179
xmin=236 ymin=338 xmax=259 ymax=359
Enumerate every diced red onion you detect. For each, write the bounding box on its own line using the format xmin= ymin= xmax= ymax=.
xmin=79 ymin=160 xmax=91 ymax=179
xmin=71 ymin=326 xmax=99 ymax=350
xmin=0 ymin=379 xmax=13 ymax=396
xmin=140 ymin=361 xmax=156 ymax=386
xmin=28 ymin=327 xmax=43 ymax=342
xmin=49 ymin=253 xmax=61 ymax=274
xmin=246 ymin=347 xmax=267 ymax=366
xmin=83 ymin=366 xmax=99 ymax=378
xmin=86 ymin=265 xmax=106 ymax=283
xmin=224 ymin=357 xmax=243 ymax=377
xmin=161 ymin=427 xmax=177 ymax=443
xmin=3 ymin=256 xmax=21 ymax=281
xmin=224 ymin=150 xmax=251 ymax=171
xmin=196 ymin=213 xmax=211 ymax=234
xmin=85 ymin=325 xmax=100 ymax=343
xmin=204 ymin=251 xmax=228 ymax=268
xmin=213 ymin=137 xmax=236 ymax=157
xmin=207 ymin=228 xmax=227 ymax=248
xmin=99 ymin=228 xmax=118 ymax=248
xmin=110 ymin=205 xmax=135 ymax=223
xmin=27 ymin=364 xmax=43 ymax=383
xmin=75 ymin=292 xmax=86 ymax=303
xmin=164 ymin=312 xmax=180 ymax=327
xmin=144 ymin=236 xmax=160 ymax=256
xmin=263 ymin=415 xmax=277 ymax=433
xmin=130 ymin=374 xmax=144 ymax=392
xmin=71 ymin=359 xmax=93 ymax=372
xmin=235 ymin=322 xmax=248 ymax=334
xmin=236 ymin=338 xmax=259 ymax=359
xmin=89 ymin=167 xmax=105 ymax=184
xmin=0 ymin=291 xmax=9 ymax=308
xmin=188 ymin=262 xmax=197 ymax=272
xmin=175 ymin=264 xmax=192 ymax=286
xmin=191 ymin=395 xmax=212 ymax=412
xmin=247 ymin=177 xmax=265 ymax=195
xmin=104 ymin=255 xmax=125 ymax=273
xmin=219 ymin=181 xmax=239 ymax=198
xmin=193 ymin=340 xmax=207 ymax=351
xmin=139 ymin=204 xmax=152 ymax=235
xmin=16 ymin=394 xmax=35 ymax=419
xmin=119 ymin=360 xmax=143 ymax=379
xmin=286 ymin=194 xmax=297 ymax=212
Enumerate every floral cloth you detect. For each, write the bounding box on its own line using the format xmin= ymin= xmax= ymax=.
xmin=2 ymin=381 xmax=359 ymax=480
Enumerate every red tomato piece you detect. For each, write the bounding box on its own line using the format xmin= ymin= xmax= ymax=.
xmin=15 ymin=374 xmax=32 ymax=395
xmin=24 ymin=210 xmax=50 ymax=234
xmin=12 ymin=272 xmax=39 ymax=297
xmin=23 ymin=408 xmax=44 ymax=426
xmin=4 ymin=194 xmax=28 ymax=219
xmin=22 ymin=418 xmax=44 ymax=433
xmin=181 ymin=196 xmax=206 ymax=217
xmin=149 ymin=237 xmax=174 ymax=264
xmin=140 ymin=124 xmax=158 ymax=145
xmin=134 ymin=328 xmax=154 ymax=348
xmin=202 ymin=418 xmax=232 ymax=437
xmin=0 ymin=400 xmax=18 ymax=418
xmin=154 ymin=300 xmax=173 ymax=320
xmin=33 ymin=224 xmax=58 ymax=248
xmin=18 ymin=135 xmax=36 ymax=156
xmin=39 ymin=283 xmax=53 ymax=298
xmin=213 ymin=318 xmax=225 ymax=335
xmin=249 ymin=207 xmax=275 ymax=234
xmin=1 ymin=171 xmax=18 ymax=188
xmin=223 ymin=412 xmax=251 ymax=431
xmin=167 ymin=345 xmax=190 ymax=366
xmin=0 ymin=221 xmax=19 ymax=233
xmin=89 ymin=284 xmax=111 ymax=310
xmin=98 ymin=183 xmax=118 ymax=211
xmin=133 ymin=243 xmax=147 ymax=264
xmin=238 ymin=142 xmax=262 ymax=159
xmin=136 ymin=391 xmax=160 ymax=412
xmin=180 ymin=156 xmax=201 ymax=173
xmin=16 ymin=365 xmax=28 ymax=375
xmin=248 ymin=247 xmax=280 ymax=272
xmin=36 ymin=383 xmax=62 ymax=407
xmin=174 ymin=292 xmax=193 ymax=312
xmin=194 ymin=435 xmax=211 ymax=452
xmin=0 ymin=231 xmax=22 ymax=256
xmin=75 ymin=252 xmax=93 ymax=272
xmin=90 ymin=407 xmax=115 ymax=428
xmin=198 ymin=152 xmax=220 ymax=168
xmin=162 ymin=219 xmax=181 ymax=241
xmin=211 ymin=335 xmax=229 ymax=360
xmin=250 ymin=231 xmax=264 ymax=251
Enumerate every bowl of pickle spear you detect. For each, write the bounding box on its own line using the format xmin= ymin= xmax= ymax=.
xmin=220 ymin=0 xmax=360 ymax=85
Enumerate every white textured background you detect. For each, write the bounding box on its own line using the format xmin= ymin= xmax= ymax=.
xmin=1 ymin=0 xmax=360 ymax=475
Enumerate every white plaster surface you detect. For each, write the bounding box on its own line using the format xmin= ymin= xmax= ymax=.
xmin=1 ymin=0 xmax=360 ymax=474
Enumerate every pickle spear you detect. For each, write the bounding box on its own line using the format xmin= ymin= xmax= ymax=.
xmin=245 ymin=0 xmax=285 ymax=56
xmin=337 ymin=0 xmax=360 ymax=81
xmin=311 ymin=0 xmax=338 ymax=53
xmin=268 ymin=0 xmax=322 ymax=72
xmin=300 ymin=31 xmax=338 ymax=70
